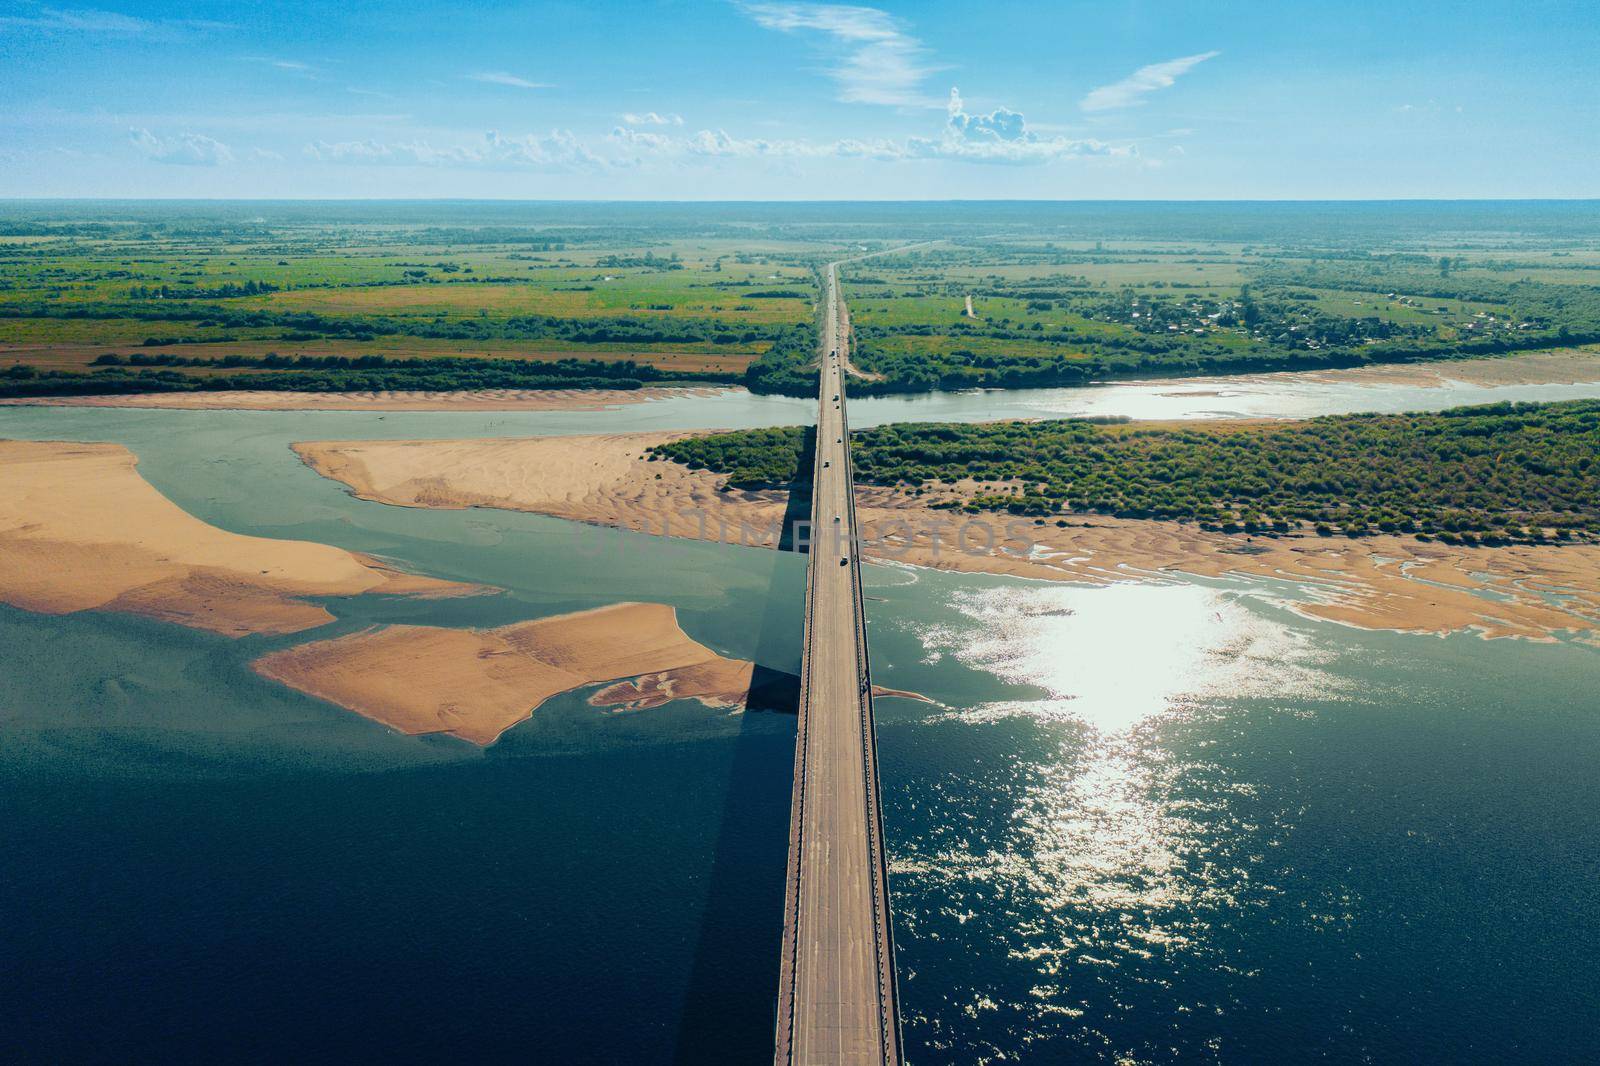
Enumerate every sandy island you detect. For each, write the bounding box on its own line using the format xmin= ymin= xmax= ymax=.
xmin=0 ymin=439 xmax=480 ymax=636
xmin=253 ymin=602 xmax=790 ymax=744
xmin=0 ymin=386 xmax=732 ymax=412
xmin=294 ymin=432 xmax=1600 ymax=642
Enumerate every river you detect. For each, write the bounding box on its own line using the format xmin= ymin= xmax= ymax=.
xmin=2 ymin=378 xmax=1598 ymax=1062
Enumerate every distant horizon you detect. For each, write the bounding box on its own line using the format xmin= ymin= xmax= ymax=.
xmin=6 ymin=197 xmax=1600 ymax=205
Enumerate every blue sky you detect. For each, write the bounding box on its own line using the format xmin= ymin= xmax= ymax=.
xmin=3 ymin=0 xmax=1597 ymax=199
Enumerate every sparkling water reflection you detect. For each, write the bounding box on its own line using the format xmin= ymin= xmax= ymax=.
xmin=888 ymin=581 xmax=1377 ymax=1062
xmin=3 ymin=401 xmax=1598 ymax=1062
xmin=917 ymin=583 xmax=1339 ymax=732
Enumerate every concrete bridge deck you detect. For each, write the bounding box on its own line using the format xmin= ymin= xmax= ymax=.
xmin=773 ymin=261 xmax=902 ymax=1065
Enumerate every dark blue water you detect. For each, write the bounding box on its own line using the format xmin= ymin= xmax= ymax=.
xmin=0 ymin=593 xmax=801 ymax=1064
xmin=877 ymin=593 xmax=1600 ymax=1063
xmin=4 ymin=403 xmax=1599 ymax=1063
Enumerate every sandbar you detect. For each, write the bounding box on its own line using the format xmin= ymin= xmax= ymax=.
xmin=294 ymin=432 xmax=1600 ymax=641
xmin=1285 ymin=347 xmax=1600 ymax=388
xmin=0 ymin=439 xmax=478 ymax=636
xmin=252 ymin=601 xmax=786 ymax=744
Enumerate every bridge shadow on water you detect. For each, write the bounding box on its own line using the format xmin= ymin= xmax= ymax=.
xmin=671 ymin=428 xmax=815 ymax=1063
xmin=775 ymin=426 xmax=816 ymax=555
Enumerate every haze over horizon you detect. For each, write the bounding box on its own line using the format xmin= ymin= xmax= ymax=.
xmin=4 ymin=0 xmax=1597 ymax=200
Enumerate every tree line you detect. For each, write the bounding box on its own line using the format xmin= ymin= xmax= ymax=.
xmin=650 ymin=400 xmax=1600 ymax=543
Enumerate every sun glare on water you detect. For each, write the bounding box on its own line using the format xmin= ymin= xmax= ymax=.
xmin=898 ymin=579 xmax=1349 ymax=1048
xmin=921 ymin=581 xmax=1332 ymax=733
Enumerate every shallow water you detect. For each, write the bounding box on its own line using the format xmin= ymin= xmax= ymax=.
xmin=3 ymin=389 xmax=1599 ymax=1062
xmin=849 ymin=372 xmax=1600 ymax=425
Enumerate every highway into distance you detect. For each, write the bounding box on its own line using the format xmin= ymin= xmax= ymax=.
xmin=774 ymin=259 xmax=903 ymax=1065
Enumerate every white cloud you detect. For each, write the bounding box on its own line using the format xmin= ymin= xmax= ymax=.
xmin=0 ymin=8 xmax=232 ymax=36
xmin=129 ymin=127 xmax=234 ymax=166
xmin=1395 ymin=100 xmax=1454 ymax=115
xmin=740 ymin=3 xmax=936 ymax=106
xmin=686 ymin=128 xmax=835 ymax=158
xmin=1081 ymin=51 xmax=1218 ymax=112
xmin=944 ymin=88 xmax=1027 ymax=143
xmin=317 ymin=85 xmax=1134 ymax=174
xmin=613 ymin=127 xmax=828 ymax=160
xmin=905 ymin=88 xmax=1125 ymax=163
xmin=609 ymin=88 xmax=1128 ymax=166
xmin=466 ymin=71 xmax=553 ymax=90
xmin=242 ymin=56 xmax=319 ymax=77
xmin=610 ymin=126 xmax=676 ymax=152
xmin=610 ymin=124 xmax=897 ymax=162
xmin=621 ymin=111 xmax=683 ymax=126
xmin=305 ymin=129 xmax=600 ymax=170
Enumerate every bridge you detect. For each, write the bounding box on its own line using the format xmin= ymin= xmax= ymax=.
xmin=773 ymin=259 xmax=903 ymax=1065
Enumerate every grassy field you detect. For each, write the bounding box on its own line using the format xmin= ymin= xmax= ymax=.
xmin=799 ymin=223 xmax=1600 ymax=395
xmin=4 ymin=202 xmax=1599 ymax=397
xmin=0 ymin=209 xmax=835 ymax=390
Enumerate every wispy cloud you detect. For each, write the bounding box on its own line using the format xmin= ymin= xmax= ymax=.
xmin=621 ymin=111 xmax=683 ymax=126
xmin=129 ymin=127 xmax=234 ymax=166
xmin=0 ymin=7 xmax=232 ymax=36
xmin=740 ymin=2 xmax=936 ymax=106
xmin=465 ymin=71 xmax=553 ymax=90
xmin=610 ymin=87 xmax=1130 ymax=166
xmin=306 ymin=130 xmax=598 ymax=170
xmin=1395 ymin=99 xmax=1461 ymax=115
xmin=242 ymin=56 xmax=320 ymax=78
xmin=307 ymin=81 xmax=1133 ymax=174
xmin=1081 ymin=51 xmax=1218 ymax=112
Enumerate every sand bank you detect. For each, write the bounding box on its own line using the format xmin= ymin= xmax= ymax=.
xmin=0 ymin=386 xmax=732 ymax=412
xmin=1286 ymin=347 xmax=1600 ymax=388
xmin=253 ymin=601 xmax=787 ymax=744
xmin=0 ymin=440 xmax=477 ymax=636
xmin=292 ymin=432 xmax=722 ymax=528
xmin=295 ymin=433 xmax=1600 ymax=641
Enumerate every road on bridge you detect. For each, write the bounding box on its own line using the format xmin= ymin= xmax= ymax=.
xmin=774 ymin=259 xmax=903 ymax=1065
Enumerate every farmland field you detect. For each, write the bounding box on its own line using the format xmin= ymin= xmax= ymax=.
xmin=4 ymin=202 xmax=1600 ymax=398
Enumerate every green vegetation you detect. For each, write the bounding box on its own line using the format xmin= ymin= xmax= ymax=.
xmin=0 ymin=202 xmax=832 ymax=394
xmin=650 ymin=400 xmax=1600 ymax=543
xmin=742 ymin=204 xmax=1600 ymax=396
xmin=0 ymin=353 xmax=721 ymax=398
xmin=5 ymin=202 xmax=1600 ymax=397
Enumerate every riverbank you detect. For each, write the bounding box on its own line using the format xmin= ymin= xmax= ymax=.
xmin=1288 ymin=347 xmax=1600 ymax=388
xmin=7 ymin=348 xmax=1598 ymax=415
xmin=0 ymin=386 xmax=734 ymax=412
xmin=295 ymin=431 xmax=1600 ymax=641
xmin=0 ymin=439 xmax=478 ymax=636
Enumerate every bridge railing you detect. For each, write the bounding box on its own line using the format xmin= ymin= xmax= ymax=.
xmin=838 ymin=300 xmax=905 ymax=1066
xmin=772 ymin=267 xmax=832 ymax=1066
